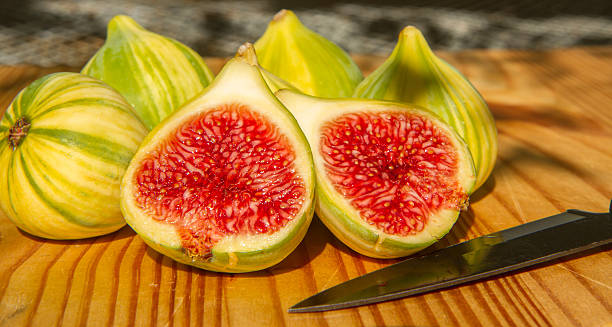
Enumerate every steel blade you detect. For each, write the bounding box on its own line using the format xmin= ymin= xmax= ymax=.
xmin=290 ymin=207 xmax=612 ymax=313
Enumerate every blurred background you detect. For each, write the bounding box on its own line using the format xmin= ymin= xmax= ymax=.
xmin=0 ymin=0 xmax=611 ymax=67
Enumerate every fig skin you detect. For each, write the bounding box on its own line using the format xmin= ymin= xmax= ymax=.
xmin=255 ymin=9 xmax=363 ymax=98
xmin=0 ymin=72 xmax=147 ymax=239
xmin=82 ymin=15 xmax=215 ymax=130
xmin=276 ymin=90 xmax=476 ymax=258
xmin=120 ymin=44 xmax=315 ymax=272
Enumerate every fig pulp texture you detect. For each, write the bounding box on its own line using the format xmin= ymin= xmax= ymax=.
xmin=0 ymin=72 xmax=147 ymax=239
xmin=121 ymin=44 xmax=315 ymax=272
xmin=277 ymin=90 xmax=475 ymax=258
xmin=355 ymin=26 xmax=498 ymax=190
xmin=82 ymin=15 xmax=214 ymax=130
xmin=255 ymin=9 xmax=363 ymax=98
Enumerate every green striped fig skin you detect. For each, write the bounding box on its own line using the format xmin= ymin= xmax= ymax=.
xmin=82 ymin=15 xmax=214 ymax=130
xmin=0 ymin=72 xmax=147 ymax=239
xmin=354 ymin=26 xmax=498 ymax=190
xmin=254 ymin=9 xmax=363 ymax=98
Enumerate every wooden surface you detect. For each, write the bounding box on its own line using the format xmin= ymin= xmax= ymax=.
xmin=1 ymin=47 xmax=612 ymax=327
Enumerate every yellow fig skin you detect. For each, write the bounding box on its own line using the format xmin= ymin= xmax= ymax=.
xmin=82 ymin=15 xmax=214 ymax=130
xmin=354 ymin=26 xmax=498 ymax=190
xmin=0 ymin=72 xmax=147 ymax=240
xmin=238 ymin=43 xmax=299 ymax=93
xmin=254 ymin=9 xmax=363 ymax=98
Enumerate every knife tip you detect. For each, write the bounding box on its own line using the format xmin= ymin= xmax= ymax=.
xmin=288 ymin=305 xmax=326 ymax=313
xmin=289 ymin=301 xmax=352 ymax=313
xmin=288 ymin=302 xmax=320 ymax=313
xmin=289 ymin=299 xmax=334 ymax=313
xmin=287 ymin=307 xmax=305 ymax=313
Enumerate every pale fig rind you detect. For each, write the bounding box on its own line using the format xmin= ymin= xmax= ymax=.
xmin=120 ymin=44 xmax=315 ymax=272
xmin=82 ymin=15 xmax=214 ymax=130
xmin=276 ymin=90 xmax=476 ymax=258
xmin=140 ymin=206 xmax=313 ymax=273
xmin=255 ymin=9 xmax=363 ymax=98
xmin=354 ymin=26 xmax=498 ymax=190
xmin=0 ymin=72 xmax=147 ymax=239
xmin=260 ymin=66 xmax=299 ymax=93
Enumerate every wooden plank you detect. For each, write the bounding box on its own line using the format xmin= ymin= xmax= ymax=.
xmin=0 ymin=47 xmax=611 ymax=326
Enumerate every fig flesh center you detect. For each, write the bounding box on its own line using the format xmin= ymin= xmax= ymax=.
xmin=320 ymin=111 xmax=467 ymax=236
xmin=134 ymin=104 xmax=306 ymax=257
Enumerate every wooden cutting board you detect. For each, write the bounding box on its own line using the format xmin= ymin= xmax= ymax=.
xmin=1 ymin=47 xmax=611 ymax=327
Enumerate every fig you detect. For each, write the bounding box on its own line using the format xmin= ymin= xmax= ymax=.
xmin=260 ymin=66 xmax=298 ymax=93
xmin=0 ymin=72 xmax=147 ymax=239
xmin=254 ymin=9 xmax=363 ymax=98
xmin=354 ymin=26 xmax=497 ymax=190
xmin=276 ymin=90 xmax=475 ymax=258
xmin=82 ymin=15 xmax=215 ymax=130
xmin=120 ymin=44 xmax=315 ymax=272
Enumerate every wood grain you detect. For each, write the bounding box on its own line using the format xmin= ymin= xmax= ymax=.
xmin=1 ymin=47 xmax=612 ymax=326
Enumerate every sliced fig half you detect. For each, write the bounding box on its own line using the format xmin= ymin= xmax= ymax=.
xmin=120 ymin=44 xmax=315 ymax=272
xmin=276 ymin=90 xmax=476 ymax=258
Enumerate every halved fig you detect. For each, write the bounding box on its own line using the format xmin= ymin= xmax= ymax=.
xmin=276 ymin=90 xmax=476 ymax=258
xmin=120 ymin=44 xmax=315 ymax=272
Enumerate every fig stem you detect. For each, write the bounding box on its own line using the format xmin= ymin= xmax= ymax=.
xmin=8 ymin=117 xmax=31 ymax=151
xmin=273 ymin=9 xmax=288 ymax=21
xmin=236 ymin=42 xmax=259 ymax=66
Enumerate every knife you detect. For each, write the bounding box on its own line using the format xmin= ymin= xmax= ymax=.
xmin=289 ymin=201 xmax=612 ymax=313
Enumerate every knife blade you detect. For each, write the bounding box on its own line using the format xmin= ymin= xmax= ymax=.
xmin=289 ymin=201 xmax=612 ymax=313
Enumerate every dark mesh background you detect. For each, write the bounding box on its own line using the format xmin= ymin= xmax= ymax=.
xmin=0 ymin=0 xmax=610 ymax=67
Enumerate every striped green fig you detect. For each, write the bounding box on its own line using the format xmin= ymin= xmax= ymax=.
xmin=82 ymin=15 xmax=214 ymax=130
xmin=254 ymin=9 xmax=363 ymax=98
xmin=0 ymin=72 xmax=147 ymax=239
xmin=354 ymin=26 xmax=497 ymax=190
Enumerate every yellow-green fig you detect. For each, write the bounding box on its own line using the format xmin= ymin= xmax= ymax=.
xmin=355 ymin=26 xmax=497 ymax=190
xmin=82 ymin=15 xmax=214 ymax=130
xmin=0 ymin=72 xmax=147 ymax=239
xmin=255 ymin=9 xmax=363 ymax=98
